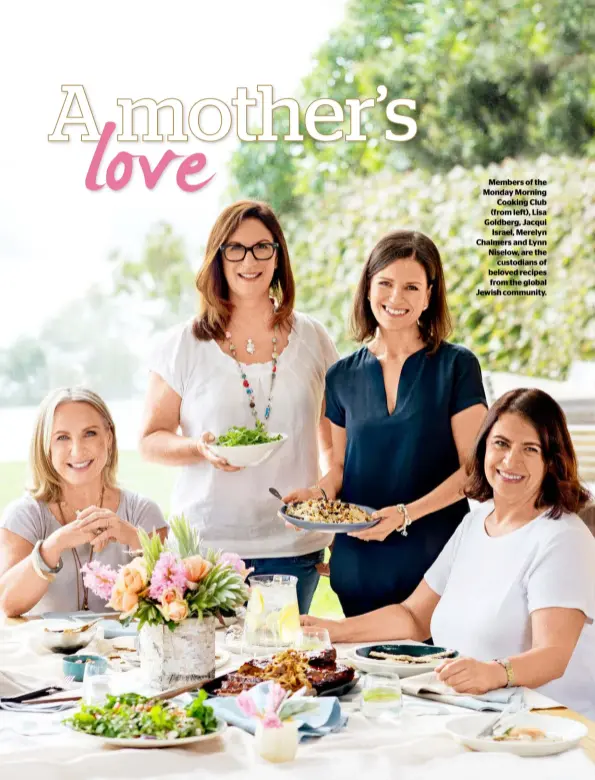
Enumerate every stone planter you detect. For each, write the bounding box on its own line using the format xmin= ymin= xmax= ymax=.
xmin=139 ymin=617 xmax=216 ymax=689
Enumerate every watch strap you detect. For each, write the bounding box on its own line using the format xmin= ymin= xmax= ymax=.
xmin=495 ymin=657 xmax=515 ymax=687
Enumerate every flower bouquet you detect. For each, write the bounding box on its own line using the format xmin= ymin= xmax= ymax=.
xmin=81 ymin=516 xmax=251 ymax=687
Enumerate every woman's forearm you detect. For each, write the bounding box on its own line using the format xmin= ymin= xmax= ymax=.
xmin=332 ymin=603 xmax=429 ymax=643
xmin=508 ymin=646 xmax=570 ymax=689
xmin=139 ymin=430 xmax=205 ymax=467
xmin=407 ymin=466 xmax=467 ymax=522
xmin=317 ymin=463 xmax=344 ymax=500
xmin=0 ymin=554 xmax=53 ymax=618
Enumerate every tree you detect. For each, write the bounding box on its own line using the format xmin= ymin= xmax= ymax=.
xmin=230 ymin=0 xmax=595 ymax=216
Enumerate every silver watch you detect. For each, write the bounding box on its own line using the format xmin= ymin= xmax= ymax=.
xmin=33 ymin=540 xmax=63 ymax=575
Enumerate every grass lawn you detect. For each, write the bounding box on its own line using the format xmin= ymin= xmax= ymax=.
xmin=0 ymin=452 xmax=343 ymax=619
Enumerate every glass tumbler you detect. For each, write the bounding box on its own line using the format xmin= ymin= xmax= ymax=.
xmin=360 ymin=673 xmax=403 ymax=718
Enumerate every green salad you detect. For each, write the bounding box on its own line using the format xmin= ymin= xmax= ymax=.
xmin=63 ymin=691 xmax=219 ymax=740
xmin=215 ymin=421 xmax=283 ymax=446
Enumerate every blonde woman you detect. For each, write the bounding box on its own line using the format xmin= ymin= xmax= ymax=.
xmin=0 ymin=388 xmax=167 ymax=617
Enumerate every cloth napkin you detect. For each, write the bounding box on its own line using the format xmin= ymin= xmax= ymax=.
xmin=207 ymin=682 xmax=348 ymax=741
xmin=0 ymin=670 xmax=77 ymax=713
xmin=401 ymin=672 xmax=525 ymax=712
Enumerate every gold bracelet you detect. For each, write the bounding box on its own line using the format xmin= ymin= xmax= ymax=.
xmin=396 ymin=504 xmax=412 ymax=537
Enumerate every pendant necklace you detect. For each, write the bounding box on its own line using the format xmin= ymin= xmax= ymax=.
xmin=225 ymin=325 xmax=279 ymax=423
xmin=57 ymin=485 xmax=105 ymax=611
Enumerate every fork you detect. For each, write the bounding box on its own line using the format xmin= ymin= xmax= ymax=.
xmin=476 ymin=702 xmax=522 ymax=738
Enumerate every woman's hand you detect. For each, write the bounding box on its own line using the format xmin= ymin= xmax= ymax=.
xmin=75 ymin=506 xmax=139 ymax=550
xmin=349 ymin=505 xmax=407 ymax=542
xmin=300 ymin=614 xmax=343 ymax=641
xmin=198 ymin=433 xmax=243 ymax=472
xmin=51 ymin=514 xmax=110 ymax=553
xmin=435 ymin=657 xmax=508 ymax=695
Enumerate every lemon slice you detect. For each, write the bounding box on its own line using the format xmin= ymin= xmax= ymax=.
xmin=248 ymin=587 xmax=265 ymax=615
xmin=266 ymin=610 xmax=281 ymax=634
xmin=278 ymin=603 xmax=300 ymax=642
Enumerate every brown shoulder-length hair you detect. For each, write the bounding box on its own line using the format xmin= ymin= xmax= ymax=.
xmin=465 ymin=388 xmax=591 ymax=519
xmin=351 ymin=230 xmax=452 ymax=354
xmin=193 ymin=200 xmax=295 ymax=341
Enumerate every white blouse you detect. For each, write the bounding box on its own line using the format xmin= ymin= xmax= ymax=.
xmin=150 ymin=311 xmax=339 ymax=558
xmin=425 ymin=500 xmax=595 ymax=718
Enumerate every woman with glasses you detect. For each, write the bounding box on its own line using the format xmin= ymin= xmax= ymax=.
xmin=286 ymin=231 xmax=488 ymax=617
xmin=139 ymin=201 xmax=338 ymax=613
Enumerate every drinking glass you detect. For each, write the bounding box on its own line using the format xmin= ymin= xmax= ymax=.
xmin=360 ymin=673 xmax=402 ymax=718
xmin=82 ymin=659 xmax=111 ymax=705
xmin=294 ymin=627 xmax=332 ymax=652
xmin=244 ymin=574 xmax=300 ymax=651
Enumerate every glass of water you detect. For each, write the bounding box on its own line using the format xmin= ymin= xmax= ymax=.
xmin=360 ymin=673 xmax=402 ymax=718
xmin=82 ymin=659 xmax=111 ymax=705
xmin=294 ymin=626 xmax=332 ymax=652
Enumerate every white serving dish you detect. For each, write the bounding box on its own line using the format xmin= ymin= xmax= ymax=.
xmin=208 ymin=433 xmax=288 ymax=468
xmin=446 ymin=712 xmax=587 ymax=757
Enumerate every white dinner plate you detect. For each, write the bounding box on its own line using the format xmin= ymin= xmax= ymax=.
xmin=346 ymin=644 xmax=452 ymax=679
xmin=446 ymin=712 xmax=587 ymax=757
xmin=66 ymin=719 xmax=227 ymax=748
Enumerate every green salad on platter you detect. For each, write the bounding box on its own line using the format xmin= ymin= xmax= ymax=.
xmin=215 ymin=420 xmax=283 ymax=447
xmin=63 ymin=691 xmax=219 ymax=740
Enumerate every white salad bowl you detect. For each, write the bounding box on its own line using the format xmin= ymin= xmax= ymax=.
xmin=207 ymin=433 xmax=288 ymax=468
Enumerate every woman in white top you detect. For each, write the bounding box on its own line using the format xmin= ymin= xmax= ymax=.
xmin=303 ymin=388 xmax=595 ymax=717
xmin=139 ymin=200 xmax=338 ymax=612
xmin=0 ymin=388 xmax=167 ymax=616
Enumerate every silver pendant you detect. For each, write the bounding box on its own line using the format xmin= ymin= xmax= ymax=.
xmin=246 ymin=338 xmax=256 ymax=355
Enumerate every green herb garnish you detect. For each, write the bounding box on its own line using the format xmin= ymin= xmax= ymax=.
xmin=63 ymin=690 xmax=219 ymax=740
xmin=215 ymin=420 xmax=283 ymax=446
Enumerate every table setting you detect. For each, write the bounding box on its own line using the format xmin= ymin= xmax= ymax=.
xmin=0 ymin=515 xmax=593 ymax=779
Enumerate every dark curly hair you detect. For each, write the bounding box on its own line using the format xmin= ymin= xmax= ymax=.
xmin=465 ymin=388 xmax=591 ymax=519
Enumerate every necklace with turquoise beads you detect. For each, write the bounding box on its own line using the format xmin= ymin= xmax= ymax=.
xmin=225 ymin=325 xmax=279 ymax=424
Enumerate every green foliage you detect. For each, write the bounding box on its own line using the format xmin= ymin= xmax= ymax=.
xmin=284 ymin=155 xmax=594 ymax=378
xmin=230 ymin=0 xmax=595 ymax=217
xmin=137 ymin=528 xmax=164 ymax=576
xmin=168 ymin=514 xmax=202 ymax=558
xmin=187 ymin=563 xmax=250 ymax=619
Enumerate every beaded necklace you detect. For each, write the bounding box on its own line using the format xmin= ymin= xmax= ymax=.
xmin=225 ymin=325 xmax=279 ymax=423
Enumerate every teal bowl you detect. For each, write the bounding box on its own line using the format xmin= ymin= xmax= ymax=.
xmin=63 ymin=653 xmax=107 ymax=683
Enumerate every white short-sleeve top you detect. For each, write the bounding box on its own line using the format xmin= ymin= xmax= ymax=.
xmin=149 ymin=311 xmax=339 ymax=558
xmin=425 ymin=500 xmax=595 ymax=718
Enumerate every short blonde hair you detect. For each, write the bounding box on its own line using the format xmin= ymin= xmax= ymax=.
xmin=29 ymin=387 xmax=119 ymax=503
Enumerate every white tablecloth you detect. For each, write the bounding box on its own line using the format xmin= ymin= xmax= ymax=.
xmin=0 ymin=621 xmax=592 ymax=780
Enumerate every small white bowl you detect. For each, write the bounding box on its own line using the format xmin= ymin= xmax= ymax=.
xmin=37 ymin=619 xmax=97 ymax=655
xmin=208 ymin=433 xmax=288 ymax=468
xmin=446 ymin=712 xmax=588 ymax=757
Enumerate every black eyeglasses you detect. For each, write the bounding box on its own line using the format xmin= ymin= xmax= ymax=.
xmin=220 ymin=242 xmax=279 ymax=262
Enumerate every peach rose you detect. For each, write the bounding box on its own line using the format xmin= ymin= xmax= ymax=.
xmin=159 ymin=598 xmax=189 ymax=622
xmin=121 ymin=558 xmax=148 ymax=594
xmin=108 ymin=584 xmax=125 ymax=612
xmin=183 ymin=555 xmax=212 ymax=583
xmin=121 ymin=590 xmax=139 ymax=615
xmin=161 ymin=586 xmax=183 ymax=606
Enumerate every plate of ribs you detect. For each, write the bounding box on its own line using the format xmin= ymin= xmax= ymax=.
xmin=202 ymin=647 xmax=358 ymax=698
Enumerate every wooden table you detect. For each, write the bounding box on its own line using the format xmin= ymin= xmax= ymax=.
xmin=3 ymin=615 xmax=594 ymax=761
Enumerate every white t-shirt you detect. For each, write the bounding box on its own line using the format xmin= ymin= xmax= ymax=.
xmin=425 ymin=500 xmax=595 ymax=718
xmin=149 ymin=311 xmax=339 ymax=558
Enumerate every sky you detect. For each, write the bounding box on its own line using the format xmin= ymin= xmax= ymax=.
xmin=0 ymin=0 xmax=348 ymax=347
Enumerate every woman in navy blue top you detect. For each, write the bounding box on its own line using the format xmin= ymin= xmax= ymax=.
xmin=285 ymin=230 xmax=487 ymax=617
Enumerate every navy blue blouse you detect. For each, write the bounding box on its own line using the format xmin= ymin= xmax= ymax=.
xmin=325 ymin=342 xmax=486 ymax=617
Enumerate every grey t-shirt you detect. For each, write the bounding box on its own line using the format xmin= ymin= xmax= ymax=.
xmin=0 ymin=490 xmax=167 ymax=615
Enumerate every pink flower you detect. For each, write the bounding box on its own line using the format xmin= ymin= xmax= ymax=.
xmin=267 ymin=682 xmax=287 ymax=714
xmin=148 ymin=552 xmax=188 ymax=600
xmin=262 ymin=712 xmax=283 ymax=729
xmin=81 ymin=561 xmax=117 ymax=601
xmin=219 ymin=552 xmax=253 ymax=580
xmin=237 ymin=690 xmax=259 ymax=718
